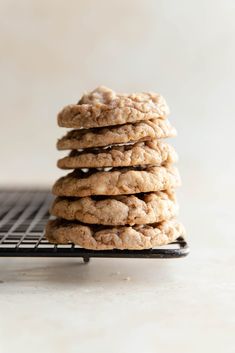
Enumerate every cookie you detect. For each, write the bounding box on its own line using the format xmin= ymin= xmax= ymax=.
xmin=57 ymin=140 xmax=178 ymax=169
xmin=45 ymin=218 xmax=185 ymax=250
xmin=57 ymin=86 xmax=170 ymax=129
xmin=50 ymin=191 xmax=178 ymax=225
xmin=57 ymin=118 xmax=176 ymax=150
xmin=52 ymin=165 xmax=181 ymax=197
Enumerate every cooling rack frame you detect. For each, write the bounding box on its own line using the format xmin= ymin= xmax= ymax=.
xmin=0 ymin=190 xmax=189 ymax=262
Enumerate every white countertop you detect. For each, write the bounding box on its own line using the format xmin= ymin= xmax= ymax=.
xmin=0 ymin=250 xmax=234 ymax=353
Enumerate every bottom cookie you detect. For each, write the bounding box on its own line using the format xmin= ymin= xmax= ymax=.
xmin=45 ymin=218 xmax=185 ymax=250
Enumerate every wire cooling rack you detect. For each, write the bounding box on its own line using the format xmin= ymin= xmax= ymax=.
xmin=0 ymin=190 xmax=189 ymax=262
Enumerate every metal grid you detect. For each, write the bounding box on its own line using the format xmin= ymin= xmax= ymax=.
xmin=0 ymin=190 xmax=189 ymax=262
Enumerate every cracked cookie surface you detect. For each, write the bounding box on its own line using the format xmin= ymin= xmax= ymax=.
xmin=57 ymin=140 xmax=178 ymax=169
xmin=50 ymin=191 xmax=178 ymax=225
xmin=57 ymin=86 xmax=170 ymax=129
xmin=45 ymin=218 xmax=185 ymax=250
xmin=57 ymin=118 xmax=176 ymax=150
xmin=52 ymin=165 xmax=181 ymax=197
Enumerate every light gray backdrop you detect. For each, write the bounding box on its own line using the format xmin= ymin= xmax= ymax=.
xmin=0 ymin=0 xmax=234 ymax=249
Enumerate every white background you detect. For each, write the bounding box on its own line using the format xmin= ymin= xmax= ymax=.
xmin=0 ymin=0 xmax=234 ymax=187
xmin=0 ymin=1 xmax=234 ymax=352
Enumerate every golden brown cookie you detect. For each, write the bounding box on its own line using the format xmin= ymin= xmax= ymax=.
xmin=52 ymin=165 xmax=181 ymax=197
xmin=57 ymin=86 xmax=170 ymax=129
xmin=50 ymin=191 xmax=178 ymax=225
xmin=57 ymin=119 xmax=176 ymax=150
xmin=57 ymin=140 xmax=178 ymax=169
xmin=45 ymin=218 xmax=185 ymax=250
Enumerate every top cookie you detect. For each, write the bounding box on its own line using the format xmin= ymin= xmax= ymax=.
xmin=57 ymin=86 xmax=170 ymax=129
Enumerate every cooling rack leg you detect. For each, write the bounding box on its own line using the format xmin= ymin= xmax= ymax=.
xmin=83 ymin=257 xmax=90 ymax=264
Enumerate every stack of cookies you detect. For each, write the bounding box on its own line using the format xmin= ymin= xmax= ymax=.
xmin=46 ymin=86 xmax=185 ymax=250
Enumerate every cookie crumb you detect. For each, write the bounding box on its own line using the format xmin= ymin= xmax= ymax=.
xmin=110 ymin=271 xmax=121 ymax=276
